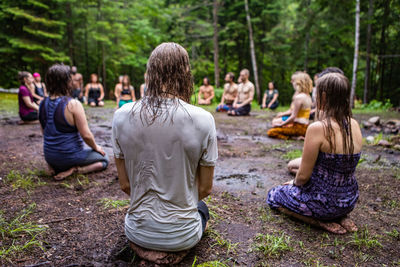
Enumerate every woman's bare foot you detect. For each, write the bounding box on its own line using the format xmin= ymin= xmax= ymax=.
xmin=54 ymin=167 xmax=77 ymax=181
xmin=318 ymin=221 xmax=347 ymax=234
xmin=339 ymin=217 xmax=358 ymax=232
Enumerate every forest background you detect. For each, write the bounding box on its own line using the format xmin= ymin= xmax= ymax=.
xmin=0 ymin=0 xmax=399 ymax=105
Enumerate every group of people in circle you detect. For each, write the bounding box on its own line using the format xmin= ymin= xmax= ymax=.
xmin=14 ymin=42 xmax=362 ymax=264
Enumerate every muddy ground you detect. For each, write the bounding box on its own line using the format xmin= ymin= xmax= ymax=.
xmin=0 ymin=106 xmax=399 ymax=266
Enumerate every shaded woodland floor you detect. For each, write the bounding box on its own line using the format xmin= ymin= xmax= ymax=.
xmin=0 ymin=105 xmax=399 ymax=266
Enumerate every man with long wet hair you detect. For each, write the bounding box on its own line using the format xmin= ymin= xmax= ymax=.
xmin=112 ymin=42 xmax=217 ymax=264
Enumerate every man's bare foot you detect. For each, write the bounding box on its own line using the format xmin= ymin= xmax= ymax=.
xmin=54 ymin=167 xmax=77 ymax=181
xmin=318 ymin=221 xmax=347 ymax=234
xmin=339 ymin=217 xmax=358 ymax=232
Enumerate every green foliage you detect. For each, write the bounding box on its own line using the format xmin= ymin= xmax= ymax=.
xmin=5 ymin=169 xmax=47 ymax=193
xmin=358 ymin=99 xmax=393 ymax=111
xmin=99 ymin=198 xmax=130 ymax=210
xmin=0 ymin=203 xmax=47 ymax=261
xmin=282 ymin=149 xmax=302 ymax=160
xmin=207 ymin=227 xmax=238 ymax=254
xmin=253 ymin=232 xmax=293 ymax=258
xmin=348 ymin=226 xmax=382 ymax=249
xmin=192 ymin=256 xmax=230 ymax=267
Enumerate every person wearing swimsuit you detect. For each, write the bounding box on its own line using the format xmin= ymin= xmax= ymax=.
xmin=84 ymin=73 xmax=104 ymax=107
xmin=267 ymin=72 xmax=312 ymax=139
xmin=31 ymin=72 xmax=47 ymax=104
xmin=39 ymin=64 xmax=108 ymax=180
xmin=216 ymin=72 xmax=238 ymax=112
xmin=115 ymin=75 xmax=136 ymax=108
xmin=267 ymin=72 xmax=362 ymax=234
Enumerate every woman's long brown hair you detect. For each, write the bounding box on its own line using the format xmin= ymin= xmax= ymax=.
xmin=316 ymin=73 xmax=354 ymax=154
xmin=136 ymin=42 xmax=193 ymax=125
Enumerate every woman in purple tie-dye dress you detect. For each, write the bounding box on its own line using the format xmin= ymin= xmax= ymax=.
xmin=267 ymin=70 xmax=363 ymax=234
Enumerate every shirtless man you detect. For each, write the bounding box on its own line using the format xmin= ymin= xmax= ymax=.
xmin=198 ymin=77 xmax=215 ymax=105
xmin=228 ymin=69 xmax=254 ymax=116
xmin=71 ymin=66 xmax=84 ymax=102
xmin=216 ymin=72 xmax=238 ymax=112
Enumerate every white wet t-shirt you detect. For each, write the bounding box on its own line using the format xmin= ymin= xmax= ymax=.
xmin=112 ymin=98 xmax=218 ymax=252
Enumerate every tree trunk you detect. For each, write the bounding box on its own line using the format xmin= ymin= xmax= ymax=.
xmin=350 ymin=0 xmax=360 ymax=108
xmin=378 ymin=0 xmax=390 ymax=101
xmin=303 ymin=0 xmax=311 ymax=72
xmin=212 ymin=0 xmax=220 ymax=87
xmin=244 ymin=0 xmax=260 ymax=103
xmin=363 ymin=0 xmax=373 ymax=103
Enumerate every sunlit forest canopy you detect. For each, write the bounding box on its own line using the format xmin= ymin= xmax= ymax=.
xmin=0 ymin=0 xmax=399 ymax=104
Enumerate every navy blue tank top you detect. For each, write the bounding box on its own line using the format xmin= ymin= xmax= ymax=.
xmin=39 ymin=97 xmax=86 ymax=164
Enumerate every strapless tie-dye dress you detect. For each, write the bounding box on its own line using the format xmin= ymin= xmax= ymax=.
xmin=267 ymin=152 xmax=361 ymax=220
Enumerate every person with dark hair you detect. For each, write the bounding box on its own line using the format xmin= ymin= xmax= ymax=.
xmin=114 ymin=75 xmax=136 ymax=108
xmin=32 ymin=72 xmax=47 ymax=104
xmin=39 ymin=64 xmax=109 ymax=180
xmin=216 ymin=72 xmax=238 ymax=112
xmin=18 ymin=71 xmax=39 ymax=123
xmin=198 ymin=77 xmax=215 ymax=105
xmin=71 ymin=66 xmax=84 ymax=102
xmin=268 ymin=72 xmax=312 ymax=139
xmin=287 ymin=67 xmax=345 ymax=173
xmin=112 ymin=42 xmax=217 ymax=264
xmin=267 ymin=72 xmax=362 ymax=234
xmin=228 ymin=69 xmax=254 ymax=116
xmin=261 ymin=82 xmax=279 ymax=110
xmin=84 ymin=74 xmax=104 ymax=107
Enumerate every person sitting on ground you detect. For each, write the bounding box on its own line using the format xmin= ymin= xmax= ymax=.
xmin=261 ymin=81 xmax=279 ymax=110
xmin=84 ymin=74 xmax=104 ymax=107
xmin=71 ymin=66 xmax=84 ymax=102
xmin=216 ymin=72 xmax=238 ymax=112
xmin=267 ymin=72 xmax=312 ymax=139
xmin=267 ymin=72 xmax=362 ymax=234
xmin=112 ymin=42 xmax=217 ymax=265
xmin=39 ymin=64 xmax=109 ymax=180
xmin=32 ymin=72 xmax=47 ymax=104
xmin=140 ymin=73 xmax=147 ymax=99
xmin=198 ymin=77 xmax=215 ymax=105
xmin=114 ymin=75 xmax=136 ymax=108
xmin=114 ymin=75 xmax=123 ymax=100
xmin=18 ymin=71 xmax=39 ymax=123
xmin=227 ymin=69 xmax=254 ymax=116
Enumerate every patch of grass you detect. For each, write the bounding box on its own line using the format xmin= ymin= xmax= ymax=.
xmin=0 ymin=203 xmax=47 ymax=262
xmin=0 ymin=92 xmax=18 ymax=116
xmin=99 ymin=198 xmax=130 ymax=210
xmin=192 ymin=256 xmax=230 ymax=267
xmin=5 ymin=170 xmax=47 ymax=193
xmin=258 ymin=207 xmax=276 ymax=223
xmin=348 ymin=226 xmax=382 ymax=249
xmin=384 ymin=199 xmax=400 ymax=209
xmin=385 ymin=229 xmax=399 ymax=240
xmin=282 ymin=149 xmax=302 ymax=160
xmin=221 ymin=191 xmax=240 ymax=201
xmin=207 ymin=228 xmax=238 ymax=255
xmin=252 ymin=232 xmax=293 ymax=258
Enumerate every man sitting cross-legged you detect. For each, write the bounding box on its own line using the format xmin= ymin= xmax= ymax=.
xmin=216 ymin=72 xmax=238 ymax=112
xmin=112 ymin=42 xmax=218 ymax=265
xmin=228 ymin=69 xmax=254 ymax=116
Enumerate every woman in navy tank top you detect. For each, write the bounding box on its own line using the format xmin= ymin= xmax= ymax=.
xmin=39 ymin=64 xmax=109 ymax=180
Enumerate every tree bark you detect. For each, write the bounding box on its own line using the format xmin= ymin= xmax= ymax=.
xmin=244 ymin=0 xmax=260 ymax=103
xmin=363 ymin=0 xmax=373 ymax=103
xmin=378 ymin=0 xmax=390 ymax=101
xmin=212 ymin=0 xmax=220 ymax=87
xmin=350 ymin=0 xmax=360 ymax=108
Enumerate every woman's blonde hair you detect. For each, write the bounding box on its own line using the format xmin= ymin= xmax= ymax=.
xmin=293 ymin=72 xmax=312 ymax=94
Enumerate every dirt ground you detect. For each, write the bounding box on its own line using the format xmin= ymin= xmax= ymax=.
xmin=0 ymin=106 xmax=399 ymax=266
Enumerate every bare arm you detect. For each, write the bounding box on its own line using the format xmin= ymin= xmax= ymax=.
xmin=262 ymin=93 xmax=267 ymax=107
xmin=70 ymin=100 xmax=103 ymax=154
xmin=140 ymin=84 xmax=145 ymax=98
xmin=115 ymin=158 xmax=130 ymax=195
xmin=198 ymin=87 xmax=204 ymax=102
xmin=84 ymin=84 xmax=89 ymax=104
xmin=22 ymin=96 xmax=39 ymax=110
xmin=114 ymin=85 xmax=121 ymax=107
xmin=29 ymin=85 xmax=43 ymax=101
xmin=220 ymin=92 xmax=225 ymax=105
xmin=206 ymin=87 xmax=215 ymax=101
xmin=294 ymin=123 xmax=323 ymax=186
xmin=279 ymin=97 xmax=302 ymax=126
xmin=98 ymin=84 xmax=104 ymax=100
xmin=43 ymin=83 xmax=48 ymax=97
xmin=197 ymin=165 xmax=214 ymax=200
xmin=268 ymin=92 xmax=279 ymax=108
